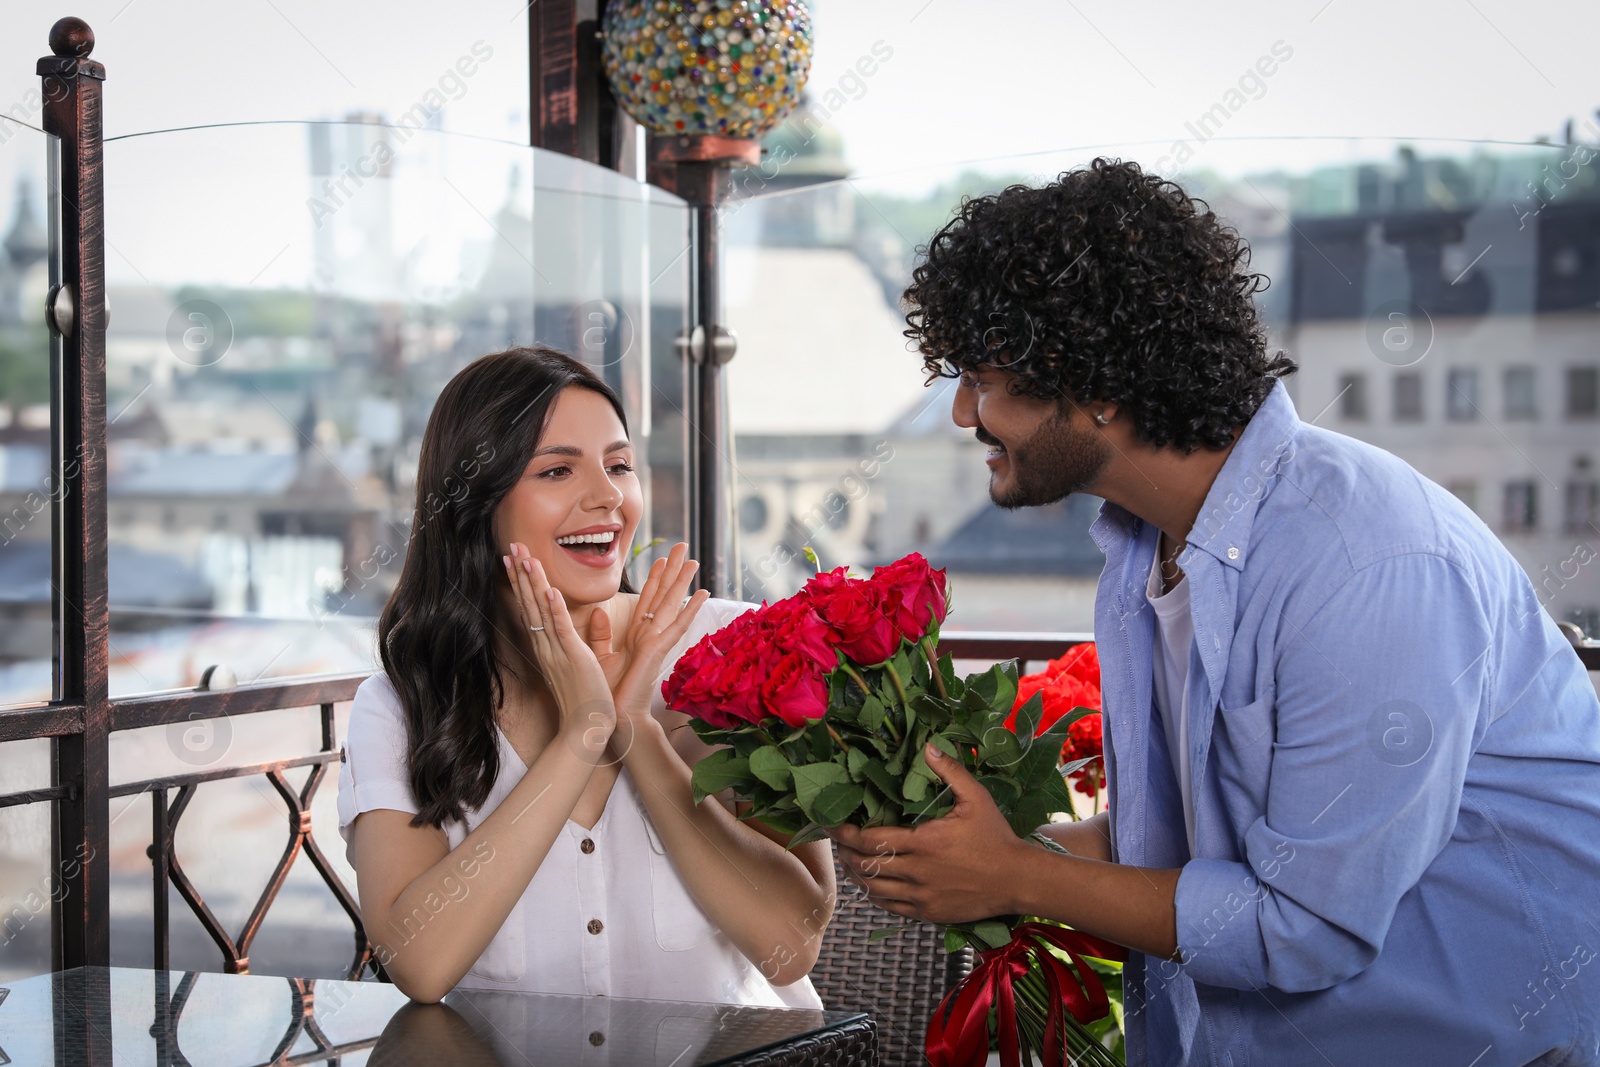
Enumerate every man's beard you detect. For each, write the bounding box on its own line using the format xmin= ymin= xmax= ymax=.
xmin=988 ymin=408 xmax=1110 ymax=509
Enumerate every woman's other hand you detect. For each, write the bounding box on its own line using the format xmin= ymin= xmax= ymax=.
xmin=504 ymin=542 xmax=616 ymax=755
xmin=596 ymin=542 xmax=710 ymax=721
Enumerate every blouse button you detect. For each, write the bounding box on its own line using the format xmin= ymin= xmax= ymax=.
xmin=580 ymin=838 xmax=595 ymax=854
xmin=587 ymin=918 xmax=604 ymax=935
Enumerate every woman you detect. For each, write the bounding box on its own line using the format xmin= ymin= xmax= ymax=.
xmin=336 ymin=346 xmax=834 ymax=1006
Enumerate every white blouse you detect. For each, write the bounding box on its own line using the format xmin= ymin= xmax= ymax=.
xmin=336 ymin=597 xmax=823 ymax=1009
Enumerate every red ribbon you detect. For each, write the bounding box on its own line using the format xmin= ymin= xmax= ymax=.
xmin=925 ymin=923 xmax=1128 ymax=1067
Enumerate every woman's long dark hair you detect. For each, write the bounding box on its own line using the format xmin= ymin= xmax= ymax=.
xmin=378 ymin=345 xmax=636 ymax=827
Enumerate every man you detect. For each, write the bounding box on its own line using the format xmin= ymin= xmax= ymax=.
xmin=830 ymin=159 xmax=1600 ymax=1065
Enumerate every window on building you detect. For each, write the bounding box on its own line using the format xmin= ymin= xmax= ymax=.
xmin=1568 ymin=366 xmax=1599 ymax=419
xmin=1504 ymin=366 xmax=1537 ymax=420
xmin=1446 ymin=480 xmax=1478 ymax=514
xmin=1566 ymin=480 xmax=1599 ymax=535
xmin=1394 ymin=372 xmax=1424 ymax=421
xmin=1447 ymin=368 xmax=1480 ymax=421
xmin=1503 ymin=480 xmax=1538 ymax=533
xmin=1338 ymin=373 xmax=1368 ymax=421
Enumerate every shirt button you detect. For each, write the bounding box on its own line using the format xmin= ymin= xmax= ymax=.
xmin=587 ymin=918 xmax=604 ymax=935
xmin=580 ymin=838 xmax=595 ymax=854
xmin=1227 ymin=546 xmax=1240 ymax=561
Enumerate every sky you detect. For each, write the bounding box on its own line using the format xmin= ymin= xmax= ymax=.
xmin=1 ymin=0 xmax=1596 ymax=197
xmin=807 ymin=0 xmax=1600 ymax=192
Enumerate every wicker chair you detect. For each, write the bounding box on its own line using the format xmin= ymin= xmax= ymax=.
xmin=810 ymin=860 xmax=973 ymax=1067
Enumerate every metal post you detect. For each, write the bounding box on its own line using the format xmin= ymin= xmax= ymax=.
xmin=647 ymin=136 xmax=757 ymax=599
xmin=40 ymin=16 xmax=111 ymax=976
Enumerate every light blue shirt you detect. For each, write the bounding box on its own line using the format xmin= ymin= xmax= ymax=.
xmin=1091 ymin=381 xmax=1600 ymax=1066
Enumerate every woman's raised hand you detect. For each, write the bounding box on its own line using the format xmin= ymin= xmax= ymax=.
xmin=609 ymin=542 xmax=710 ymax=720
xmin=503 ymin=543 xmax=616 ymax=755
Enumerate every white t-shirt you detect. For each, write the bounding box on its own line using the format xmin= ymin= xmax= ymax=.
xmin=1146 ymin=551 xmax=1197 ymax=857
xmin=336 ymin=597 xmax=823 ymax=1009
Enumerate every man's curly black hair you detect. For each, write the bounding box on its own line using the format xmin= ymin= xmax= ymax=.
xmin=902 ymin=157 xmax=1296 ymax=452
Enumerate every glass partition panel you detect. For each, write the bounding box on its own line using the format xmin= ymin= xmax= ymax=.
xmin=101 ymin=123 xmax=689 ymax=698
xmin=0 ymin=119 xmax=55 ymax=707
xmin=0 ymin=737 xmax=53 ymax=981
xmin=725 ymin=136 xmax=1600 ymax=640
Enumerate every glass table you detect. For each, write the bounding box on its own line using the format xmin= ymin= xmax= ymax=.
xmin=0 ymin=967 xmax=877 ymax=1066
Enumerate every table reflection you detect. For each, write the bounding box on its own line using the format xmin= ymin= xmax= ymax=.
xmin=0 ymin=967 xmax=869 ymax=1066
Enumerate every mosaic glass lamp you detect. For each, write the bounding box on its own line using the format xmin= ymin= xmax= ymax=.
xmin=601 ymin=0 xmax=814 ymax=141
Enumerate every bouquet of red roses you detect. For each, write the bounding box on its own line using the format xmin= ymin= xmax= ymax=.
xmin=663 ymin=554 xmax=1124 ymax=1067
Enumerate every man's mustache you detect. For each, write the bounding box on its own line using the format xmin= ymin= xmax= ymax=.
xmin=974 ymin=427 xmax=1002 ymax=448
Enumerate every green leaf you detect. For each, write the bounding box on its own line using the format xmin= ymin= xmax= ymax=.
xmin=902 ymin=766 xmax=930 ymax=803
xmin=977 ymin=725 xmax=1024 ymax=771
xmin=786 ymin=821 xmax=830 ymax=847
xmin=1013 ymin=689 xmax=1045 ymax=741
xmin=853 ymin=730 xmax=890 ymax=757
xmin=791 ymin=762 xmax=850 ymax=821
xmin=885 ymin=731 xmax=913 ymax=775
xmin=972 ymin=920 xmax=1014 ymax=951
xmin=748 ymin=746 xmax=794 ymax=790
xmin=968 ymin=663 xmax=1002 ymax=705
xmin=858 ymin=695 xmax=886 ymax=733
xmin=976 ymin=775 xmax=1021 ymax=810
xmin=904 ymin=794 xmax=952 ymax=820
xmin=845 ymin=746 xmax=872 ymax=781
xmin=870 ymin=924 xmax=918 ymax=943
xmin=944 ymin=927 xmax=967 ymax=954
xmin=812 ymin=781 xmax=865 ymax=826
xmin=690 ymin=751 xmax=751 ymax=802
xmin=1060 ymin=755 xmax=1101 ymax=779
xmin=861 ymin=786 xmax=882 ymax=820
xmin=859 ymin=758 xmax=900 ymax=799
xmin=749 ymin=808 xmax=805 ymax=835
xmin=938 ymin=654 xmax=961 ymax=697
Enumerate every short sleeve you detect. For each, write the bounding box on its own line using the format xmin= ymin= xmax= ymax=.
xmin=337 ymin=673 xmax=421 ymax=856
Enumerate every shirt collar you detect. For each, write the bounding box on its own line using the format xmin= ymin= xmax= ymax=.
xmin=1184 ymin=379 xmax=1301 ymax=571
xmin=1088 ymin=379 xmax=1302 ymax=571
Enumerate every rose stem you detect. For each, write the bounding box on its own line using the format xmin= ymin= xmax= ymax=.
xmin=920 ymin=636 xmax=949 ymax=699
xmin=841 ymin=661 xmax=901 ymax=743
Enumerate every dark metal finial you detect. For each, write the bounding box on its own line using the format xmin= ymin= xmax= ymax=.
xmin=49 ymin=17 xmax=95 ymax=58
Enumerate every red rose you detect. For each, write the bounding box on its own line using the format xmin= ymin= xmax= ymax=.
xmin=767 ymin=599 xmax=840 ymax=672
xmin=1063 ymin=713 xmax=1104 ymax=795
xmin=871 ymin=553 xmax=949 ymax=642
xmin=1007 ymin=644 xmax=1105 ymax=795
xmin=804 ymin=568 xmax=899 ymax=665
xmin=663 ymin=622 xmax=772 ymax=728
xmin=759 ymin=651 xmax=829 ymax=727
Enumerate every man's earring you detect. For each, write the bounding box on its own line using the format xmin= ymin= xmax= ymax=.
xmin=1094 ymin=411 xmax=1110 ymax=426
